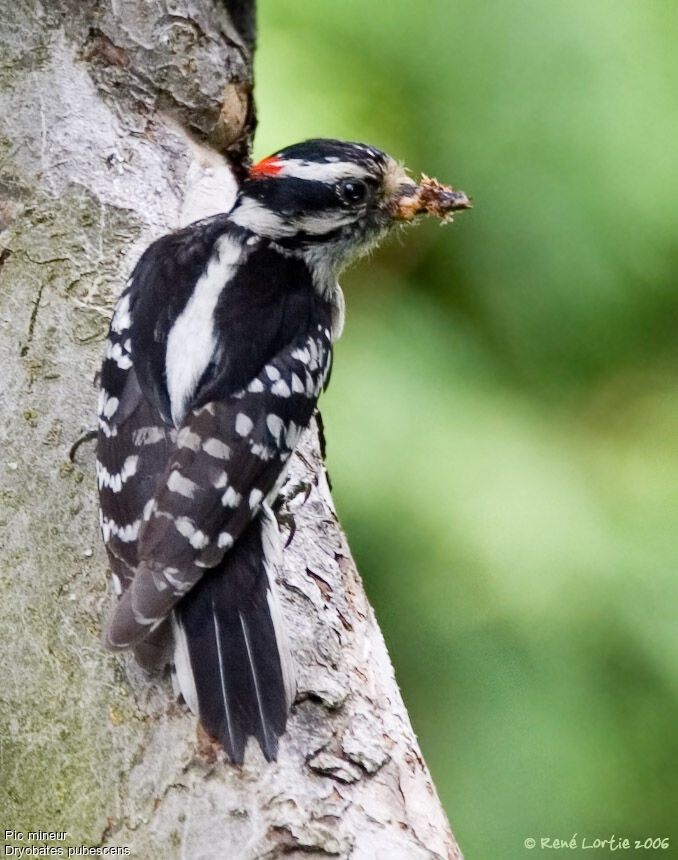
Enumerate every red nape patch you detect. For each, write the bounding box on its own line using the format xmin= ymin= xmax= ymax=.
xmin=250 ymin=156 xmax=284 ymax=178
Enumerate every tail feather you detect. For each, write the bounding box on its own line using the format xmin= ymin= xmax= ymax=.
xmin=173 ymin=505 xmax=294 ymax=763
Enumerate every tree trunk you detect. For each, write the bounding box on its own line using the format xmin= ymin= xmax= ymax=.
xmin=0 ymin=2 xmax=463 ymax=857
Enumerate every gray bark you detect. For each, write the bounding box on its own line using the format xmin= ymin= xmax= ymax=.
xmin=0 ymin=2 xmax=463 ymax=858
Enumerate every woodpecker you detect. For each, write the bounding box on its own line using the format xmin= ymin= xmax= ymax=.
xmin=96 ymin=138 xmax=470 ymax=763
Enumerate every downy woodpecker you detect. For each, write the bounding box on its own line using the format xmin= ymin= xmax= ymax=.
xmin=97 ymin=139 xmax=470 ymax=762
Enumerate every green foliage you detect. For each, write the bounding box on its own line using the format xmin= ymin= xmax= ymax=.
xmin=257 ymin=2 xmax=678 ymax=856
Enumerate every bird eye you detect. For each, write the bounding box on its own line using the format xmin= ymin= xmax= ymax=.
xmin=337 ymin=179 xmax=368 ymax=205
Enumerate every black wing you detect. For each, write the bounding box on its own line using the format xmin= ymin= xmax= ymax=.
xmin=97 ymin=221 xmax=333 ymax=647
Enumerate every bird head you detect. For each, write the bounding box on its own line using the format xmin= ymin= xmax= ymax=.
xmin=231 ymin=138 xmax=470 ymax=272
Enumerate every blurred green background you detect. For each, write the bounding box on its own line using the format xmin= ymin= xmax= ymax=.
xmin=255 ymin=2 xmax=678 ymax=856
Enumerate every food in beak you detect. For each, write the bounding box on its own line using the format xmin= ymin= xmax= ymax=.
xmin=394 ymin=174 xmax=472 ymax=223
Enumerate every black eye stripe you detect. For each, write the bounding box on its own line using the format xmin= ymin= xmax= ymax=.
xmin=246 ymin=177 xmax=341 ymax=214
xmin=243 ymin=175 xmax=378 ymax=216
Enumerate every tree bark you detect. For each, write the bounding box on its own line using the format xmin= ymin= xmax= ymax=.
xmin=0 ymin=2 xmax=463 ymax=858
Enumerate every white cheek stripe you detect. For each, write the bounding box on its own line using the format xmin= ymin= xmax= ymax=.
xmin=231 ymin=194 xmax=360 ymax=239
xmin=230 ymin=197 xmax=297 ymax=238
xmin=165 ymin=235 xmax=242 ymax=426
xmin=295 ymin=211 xmax=358 ymax=235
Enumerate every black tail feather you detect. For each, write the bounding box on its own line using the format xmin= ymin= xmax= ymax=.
xmin=173 ymin=508 xmax=292 ymax=763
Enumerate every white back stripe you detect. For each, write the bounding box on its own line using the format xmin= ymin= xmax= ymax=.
xmin=166 ymin=235 xmax=242 ymax=425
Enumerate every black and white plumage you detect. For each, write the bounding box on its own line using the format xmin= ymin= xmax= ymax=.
xmin=96 ymin=139 xmax=469 ymax=762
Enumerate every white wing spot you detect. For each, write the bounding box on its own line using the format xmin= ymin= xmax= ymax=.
xmin=163 ymin=568 xmax=193 ymax=594
xmin=132 ymin=426 xmax=165 ymax=446
xmin=175 ymin=517 xmax=195 ymax=539
xmin=212 ymin=470 xmax=228 ymax=489
xmin=221 ymin=486 xmax=242 ymax=508
xmin=176 ymin=427 xmax=202 ymax=450
xmin=235 ymin=413 xmax=253 ymax=436
xmin=190 ymin=530 xmax=210 ymax=550
xmin=202 ymin=437 xmax=230 ymax=460
xmin=265 ymin=364 xmax=281 ymax=381
xmin=249 ymin=488 xmax=263 ymax=510
xmin=290 ymin=373 xmax=305 ymax=393
xmin=271 ymin=379 xmax=291 ymax=398
xmin=105 ymin=341 xmax=132 ymax=370
xmin=251 ymin=443 xmax=274 ymax=461
xmin=218 ymin=531 xmax=234 ymax=549
xmin=248 ymin=378 xmax=265 ymax=393
xmin=285 ymin=421 xmax=302 ymax=449
xmin=101 ymin=515 xmax=141 ymax=544
xmin=266 ymin=414 xmax=284 ymax=441
xmin=97 ymin=455 xmax=139 ymax=493
xmin=98 ymin=419 xmax=117 ymax=438
xmin=111 ymin=294 xmax=131 ymax=334
xmin=99 ymin=392 xmax=119 ymax=420
xmin=167 ymin=470 xmax=199 ymax=499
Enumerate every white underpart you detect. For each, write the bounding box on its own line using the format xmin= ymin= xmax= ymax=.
xmin=330 ymin=284 xmax=346 ymax=341
xmin=165 ymin=235 xmax=242 ymax=425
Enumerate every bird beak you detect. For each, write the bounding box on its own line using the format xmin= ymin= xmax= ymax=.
xmin=389 ymin=174 xmax=472 ymax=223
